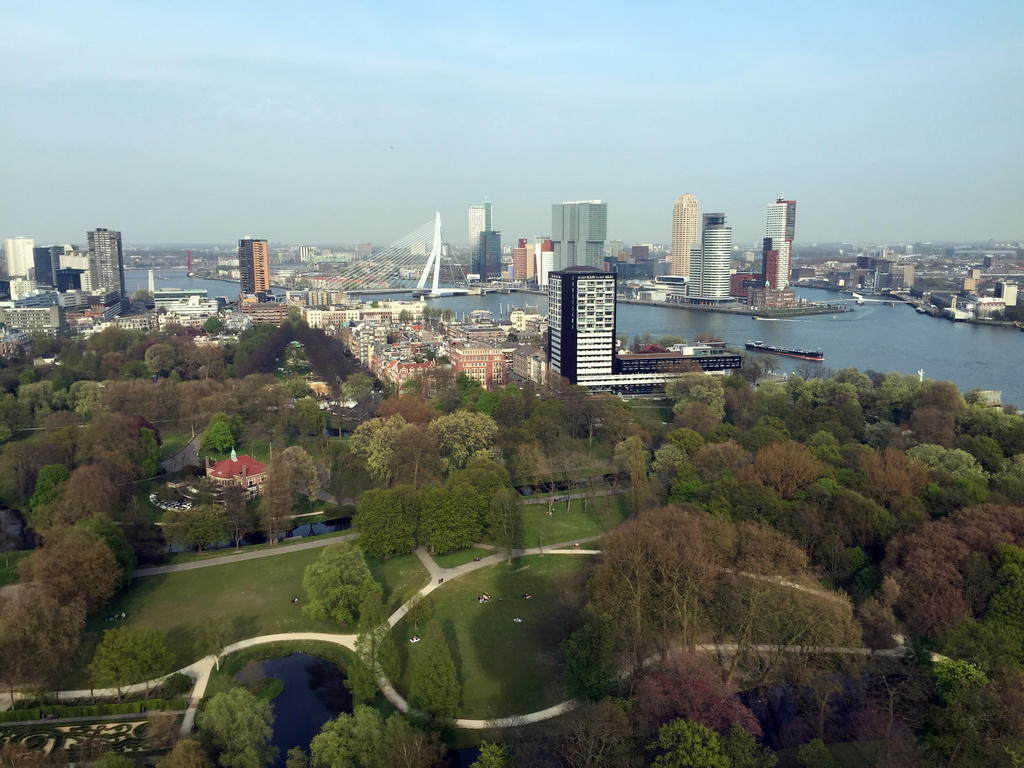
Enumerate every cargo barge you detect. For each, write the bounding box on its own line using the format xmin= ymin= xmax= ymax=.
xmin=745 ymin=340 xmax=824 ymax=361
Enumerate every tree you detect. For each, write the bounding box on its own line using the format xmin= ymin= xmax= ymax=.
xmin=222 ymin=485 xmax=256 ymax=551
xmin=741 ymin=442 xmax=825 ymax=499
xmin=351 ymin=415 xmax=408 ymax=486
xmin=50 ymin=465 xmax=121 ymax=528
xmin=562 ymin=613 xmax=617 ymax=701
xmin=301 ymin=542 xmax=380 ymax=625
xmin=348 ymin=589 xmax=399 ymax=702
xmin=19 ymin=526 xmax=119 ymax=611
xmin=196 ymin=618 xmax=231 ymax=671
xmin=163 ymin=505 xmax=228 ymax=551
xmin=310 ymin=705 xmax=389 ymax=768
xmin=28 ymin=463 xmax=70 ymax=529
xmin=89 ymin=626 xmax=175 ymax=700
xmin=342 ymin=372 xmax=375 ymax=404
xmin=0 ymin=587 xmax=85 ymax=699
xmin=615 ymin=436 xmax=654 ymax=511
xmin=667 ymin=373 xmax=726 ymax=421
xmin=354 ymin=487 xmax=419 ymax=558
xmin=405 ymin=594 xmax=433 ymax=630
xmin=472 ymin=742 xmax=510 ymax=768
xmin=201 ymin=413 xmax=241 ymax=454
xmin=204 ymin=316 xmax=223 ymax=335
xmin=158 ymin=739 xmax=213 ymax=768
xmin=796 ymin=739 xmax=841 ymax=768
xmin=284 ymin=748 xmax=307 ymax=768
xmin=487 ymin=487 xmax=522 ymax=563
xmin=95 ymin=753 xmax=136 ymax=768
xmin=652 ymin=719 xmax=730 ymax=768
xmin=417 ymin=484 xmax=484 ymax=554
xmin=196 ymin=688 xmax=276 ymax=768
xmin=294 ymin=397 xmax=326 ymax=436
xmin=555 ymin=701 xmax=640 ymax=768
xmin=77 ymin=513 xmax=137 ymax=586
xmin=721 ymin=724 xmax=777 ymax=768
xmin=261 ymin=446 xmax=320 ymax=543
xmin=410 ymin=619 xmax=460 ymax=719
xmin=427 ymin=411 xmax=498 ymax=473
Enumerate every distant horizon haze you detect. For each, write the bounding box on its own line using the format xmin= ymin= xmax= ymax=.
xmin=2 ymin=1 xmax=1021 ymax=247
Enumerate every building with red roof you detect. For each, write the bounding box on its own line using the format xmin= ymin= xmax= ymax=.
xmin=205 ymin=447 xmax=267 ymax=500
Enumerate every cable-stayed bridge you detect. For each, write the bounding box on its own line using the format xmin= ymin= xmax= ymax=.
xmin=318 ymin=214 xmax=470 ymax=297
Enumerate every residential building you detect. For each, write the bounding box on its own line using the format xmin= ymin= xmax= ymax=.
xmin=468 ymin=202 xmax=492 ymax=261
xmin=670 ymin=194 xmax=699 ymax=277
xmin=535 ymin=238 xmax=554 ymax=287
xmin=691 ymin=213 xmax=732 ymax=301
xmin=548 ymin=266 xmax=617 ymax=385
xmin=238 ymin=238 xmax=270 ymax=295
xmin=512 ymin=239 xmax=531 ymax=281
xmin=450 ymin=343 xmax=506 ymax=389
xmin=0 ymin=305 xmax=65 ymax=336
xmin=4 ymin=237 xmax=34 ymax=278
xmin=88 ymin=228 xmax=126 ymax=296
xmin=241 ymin=301 xmax=287 ymax=325
xmin=551 ymin=201 xmax=607 ymax=272
xmin=205 ymin=448 xmax=266 ymax=500
xmin=995 ymin=282 xmax=1018 ymax=307
xmin=32 ymin=247 xmax=55 ymax=287
xmin=761 ymin=198 xmax=796 ymax=290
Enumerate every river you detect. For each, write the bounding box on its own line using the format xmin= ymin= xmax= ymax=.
xmin=130 ymin=269 xmax=1024 ymax=408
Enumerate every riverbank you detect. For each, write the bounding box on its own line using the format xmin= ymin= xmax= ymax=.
xmin=617 ymin=296 xmax=847 ymax=319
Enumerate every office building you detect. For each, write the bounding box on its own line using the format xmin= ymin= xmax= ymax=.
xmin=548 ymin=267 xmax=617 ymax=385
xmin=238 ymin=238 xmax=270 ymax=295
xmin=468 ymin=202 xmax=492 ymax=260
xmin=995 ymin=282 xmax=1019 ymax=307
xmin=535 ymin=238 xmax=554 ymax=287
xmin=4 ymin=237 xmax=34 ymax=277
xmin=670 ymin=194 xmax=699 ymax=277
xmin=475 ymin=230 xmax=501 ymax=281
xmin=551 ymin=201 xmax=607 ymax=271
xmin=56 ymin=268 xmax=85 ymax=292
xmin=689 ymin=213 xmax=732 ymax=301
xmin=87 ymin=228 xmax=126 ymax=296
xmin=0 ymin=305 xmax=65 ymax=336
xmin=512 ymin=239 xmax=531 ymax=281
xmin=761 ymin=198 xmax=797 ymax=289
xmin=32 ymin=247 xmax=55 ymax=287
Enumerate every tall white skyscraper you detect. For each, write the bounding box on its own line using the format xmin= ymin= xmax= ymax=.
xmin=670 ymin=194 xmax=699 ymax=277
xmin=468 ymin=202 xmax=492 ymax=258
xmin=761 ymin=197 xmax=797 ymax=289
xmin=692 ymin=213 xmax=732 ymax=300
xmin=4 ymin=237 xmax=34 ymax=277
xmin=552 ymin=201 xmax=607 ymax=271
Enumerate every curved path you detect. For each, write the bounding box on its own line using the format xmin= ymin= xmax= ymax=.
xmin=5 ymin=533 xmax=901 ymax=736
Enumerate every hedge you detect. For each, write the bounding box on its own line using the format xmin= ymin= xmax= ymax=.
xmin=0 ymin=698 xmax=189 ymax=723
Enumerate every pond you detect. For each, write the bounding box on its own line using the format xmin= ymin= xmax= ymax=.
xmin=246 ymin=654 xmax=352 ymax=766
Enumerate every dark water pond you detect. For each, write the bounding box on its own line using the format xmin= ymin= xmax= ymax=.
xmin=252 ymin=654 xmax=352 ymax=766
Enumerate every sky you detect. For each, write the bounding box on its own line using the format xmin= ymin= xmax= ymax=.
xmin=2 ymin=0 xmax=1022 ymax=248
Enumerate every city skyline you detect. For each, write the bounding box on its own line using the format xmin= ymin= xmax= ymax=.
xmin=2 ymin=2 xmax=1022 ymax=245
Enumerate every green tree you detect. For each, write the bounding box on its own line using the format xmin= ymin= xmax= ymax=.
xmin=354 ymin=487 xmax=419 ymax=558
xmin=294 ymin=397 xmax=326 ymax=436
xmin=487 ymin=487 xmax=522 ymax=563
xmin=204 ymin=316 xmax=224 ymax=335
xmin=347 ymin=589 xmax=399 ymax=703
xmin=146 ymin=343 xmax=179 ymax=376
xmin=197 ymin=688 xmax=276 ymax=768
xmin=163 ymin=505 xmax=229 ymax=551
xmin=796 ymin=739 xmax=841 ymax=768
xmin=310 ymin=705 xmax=389 ymax=768
xmin=351 ymin=415 xmax=408 ymax=486
xmin=615 ymin=435 xmax=654 ymax=511
xmin=472 ymin=742 xmax=510 ymax=768
xmin=562 ymin=614 xmax=617 ymax=701
xmin=667 ymin=373 xmax=726 ymax=421
xmin=95 ymin=753 xmax=136 ymax=768
xmin=653 ymin=719 xmax=730 ymax=768
xmin=28 ymin=463 xmax=71 ymax=529
xmin=427 ymin=411 xmax=498 ymax=473
xmin=417 ymin=485 xmax=484 ymax=554
xmin=721 ymin=724 xmax=777 ymax=768
xmin=410 ymin=619 xmax=460 ymax=719
xmin=201 ymin=413 xmax=240 ymax=454
xmin=77 ymin=514 xmax=137 ymax=586
xmin=158 ymin=739 xmax=214 ymax=768
xmin=342 ymin=372 xmax=375 ymax=404
xmin=89 ymin=626 xmax=175 ymax=699
xmin=301 ymin=542 xmax=380 ymax=625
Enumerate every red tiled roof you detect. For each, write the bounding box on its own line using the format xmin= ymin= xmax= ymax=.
xmin=207 ymin=455 xmax=266 ymax=479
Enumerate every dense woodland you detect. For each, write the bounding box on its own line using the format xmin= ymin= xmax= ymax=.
xmin=2 ymin=318 xmax=1024 ymax=766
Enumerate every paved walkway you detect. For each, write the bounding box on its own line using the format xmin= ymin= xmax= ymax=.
xmin=160 ymin=434 xmax=201 ymax=474
xmin=131 ymin=533 xmax=359 ymax=578
xmin=6 ymin=525 xmax=905 ymax=736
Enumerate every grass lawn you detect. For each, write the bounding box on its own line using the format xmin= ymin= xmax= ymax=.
xmin=432 ymin=547 xmax=494 ymax=569
xmin=515 ymin=493 xmax=630 ymax=549
xmin=159 ymin=431 xmax=193 ymax=460
xmin=366 ymin=553 xmax=430 ymax=614
xmin=0 ymin=551 xmax=30 ymax=586
xmin=393 ymin=554 xmax=590 ymax=719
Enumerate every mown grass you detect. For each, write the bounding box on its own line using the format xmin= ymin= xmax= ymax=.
xmin=0 ymin=551 xmax=30 ymax=587
xmin=516 ymin=493 xmax=630 ymax=549
xmin=393 ymin=554 xmax=590 ymax=719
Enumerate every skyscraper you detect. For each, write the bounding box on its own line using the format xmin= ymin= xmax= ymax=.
xmin=475 ymin=230 xmax=501 ymax=281
xmin=552 ymin=201 xmax=607 ymax=272
xmin=761 ymin=197 xmax=797 ymax=289
xmin=670 ymin=194 xmax=699 ymax=277
xmin=4 ymin=237 xmax=34 ymax=277
xmin=238 ymin=238 xmax=270 ymax=295
xmin=468 ymin=202 xmax=492 ymax=260
xmin=87 ymin=228 xmax=125 ymax=296
xmin=32 ymin=247 xmax=55 ymax=287
xmin=548 ymin=266 xmax=617 ymax=385
xmin=691 ymin=213 xmax=732 ymax=300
